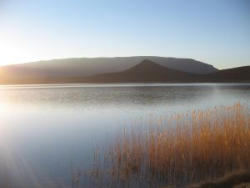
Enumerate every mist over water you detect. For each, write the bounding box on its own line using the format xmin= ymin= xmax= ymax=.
xmin=0 ymin=83 xmax=250 ymax=187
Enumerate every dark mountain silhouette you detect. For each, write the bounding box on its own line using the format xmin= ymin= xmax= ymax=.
xmin=83 ymin=61 xmax=250 ymax=83
xmin=0 ymin=57 xmax=249 ymax=84
xmin=83 ymin=60 xmax=198 ymax=83
xmin=202 ymin=66 xmax=250 ymax=82
xmin=0 ymin=56 xmax=217 ymax=80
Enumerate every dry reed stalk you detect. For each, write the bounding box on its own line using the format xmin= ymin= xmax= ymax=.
xmin=90 ymin=103 xmax=250 ymax=187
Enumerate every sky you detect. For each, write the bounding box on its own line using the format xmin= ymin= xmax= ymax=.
xmin=0 ymin=0 xmax=249 ymax=69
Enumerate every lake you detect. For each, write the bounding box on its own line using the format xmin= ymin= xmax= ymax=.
xmin=0 ymin=83 xmax=250 ymax=187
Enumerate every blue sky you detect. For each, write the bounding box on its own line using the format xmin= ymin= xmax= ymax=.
xmin=0 ymin=0 xmax=249 ymax=68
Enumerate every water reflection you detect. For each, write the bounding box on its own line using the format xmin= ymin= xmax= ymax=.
xmin=0 ymin=83 xmax=250 ymax=187
xmin=1 ymin=84 xmax=250 ymax=107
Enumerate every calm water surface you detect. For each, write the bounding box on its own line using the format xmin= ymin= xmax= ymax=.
xmin=0 ymin=83 xmax=250 ymax=187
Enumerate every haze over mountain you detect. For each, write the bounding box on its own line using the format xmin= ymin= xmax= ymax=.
xmin=82 ymin=60 xmax=250 ymax=83
xmin=84 ymin=60 xmax=198 ymax=83
xmin=0 ymin=56 xmax=216 ymax=76
xmin=0 ymin=56 xmax=249 ymax=84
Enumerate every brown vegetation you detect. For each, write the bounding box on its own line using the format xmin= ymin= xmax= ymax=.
xmin=189 ymin=170 xmax=250 ymax=188
xmin=89 ymin=103 xmax=250 ymax=187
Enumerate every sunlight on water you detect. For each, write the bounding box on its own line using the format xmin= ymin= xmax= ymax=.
xmin=0 ymin=83 xmax=249 ymax=187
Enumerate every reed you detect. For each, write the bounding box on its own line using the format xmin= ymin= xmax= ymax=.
xmin=89 ymin=103 xmax=250 ymax=187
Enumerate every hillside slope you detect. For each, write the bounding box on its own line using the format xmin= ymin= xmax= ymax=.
xmin=202 ymin=66 xmax=250 ymax=82
xmin=0 ymin=56 xmax=217 ymax=80
xmin=83 ymin=59 xmax=198 ymax=83
xmin=0 ymin=58 xmax=249 ymax=84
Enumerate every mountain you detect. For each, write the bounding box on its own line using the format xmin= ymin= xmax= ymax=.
xmin=83 ymin=61 xmax=250 ymax=83
xmin=0 ymin=56 xmax=217 ymax=81
xmin=202 ymin=66 xmax=250 ymax=82
xmin=0 ymin=57 xmax=249 ymax=84
xmin=83 ymin=60 xmax=198 ymax=83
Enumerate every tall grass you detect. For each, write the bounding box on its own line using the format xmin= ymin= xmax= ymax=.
xmin=89 ymin=103 xmax=250 ymax=187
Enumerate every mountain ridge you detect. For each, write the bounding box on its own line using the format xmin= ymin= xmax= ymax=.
xmin=0 ymin=56 xmax=217 ymax=78
xmin=0 ymin=57 xmax=249 ymax=84
xmin=82 ymin=59 xmax=197 ymax=83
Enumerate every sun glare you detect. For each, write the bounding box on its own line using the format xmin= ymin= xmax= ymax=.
xmin=0 ymin=34 xmax=36 ymax=66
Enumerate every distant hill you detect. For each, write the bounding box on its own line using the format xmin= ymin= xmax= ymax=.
xmin=0 ymin=56 xmax=217 ymax=80
xmin=202 ymin=66 xmax=250 ymax=82
xmin=83 ymin=60 xmax=198 ymax=83
xmin=82 ymin=61 xmax=250 ymax=83
xmin=0 ymin=57 xmax=249 ymax=84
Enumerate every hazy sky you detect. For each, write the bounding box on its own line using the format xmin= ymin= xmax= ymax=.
xmin=0 ymin=0 xmax=249 ymax=69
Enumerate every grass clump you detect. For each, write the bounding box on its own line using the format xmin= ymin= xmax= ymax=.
xmin=89 ymin=103 xmax=250 ymax=187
